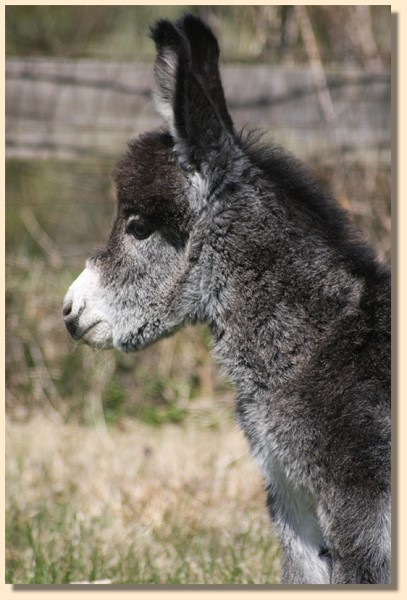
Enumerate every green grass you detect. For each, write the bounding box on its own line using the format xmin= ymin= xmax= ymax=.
xmin=6 ymin=511 xmax=279 ymax=584
xmin=6 ymin=416 xmax=281 ymax=584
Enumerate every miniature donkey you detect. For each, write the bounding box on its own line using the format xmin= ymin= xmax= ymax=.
xmin=63 ymin=15 xmax=391 ymax=584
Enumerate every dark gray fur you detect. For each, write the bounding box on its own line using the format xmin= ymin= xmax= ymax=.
xmin=63 ymin=14 xmax=391 ymax=584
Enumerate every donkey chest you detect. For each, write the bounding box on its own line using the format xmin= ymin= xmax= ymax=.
xmin=235 ymin=391 xmax=311 ymax=491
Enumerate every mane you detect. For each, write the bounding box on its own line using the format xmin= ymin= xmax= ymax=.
xmin=239 ymin=130 xmax=388 ymax=283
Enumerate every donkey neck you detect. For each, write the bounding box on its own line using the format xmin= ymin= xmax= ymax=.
xmin=199 ymin=227 xmax=366 ymax=394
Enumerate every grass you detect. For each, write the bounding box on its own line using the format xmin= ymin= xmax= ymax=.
xmin=6 ymin=414 xmax=281 ymax=584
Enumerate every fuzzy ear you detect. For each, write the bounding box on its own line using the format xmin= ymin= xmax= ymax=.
xmin=150 ymin=18 xmax=187 ymax=138
xmin=177 ymin=14 xmax=234 ymax=134
xmin=150 ymin=14 xmax=235 ymax=173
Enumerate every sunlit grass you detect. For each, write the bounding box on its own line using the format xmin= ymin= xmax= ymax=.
xmin=6 ymin=415 xmax=281 ymax=584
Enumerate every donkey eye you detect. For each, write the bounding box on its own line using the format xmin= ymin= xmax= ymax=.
xmin=126 ymin=217 xmax=153 ymax=240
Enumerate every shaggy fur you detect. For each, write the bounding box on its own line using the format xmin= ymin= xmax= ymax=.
xmin=63 ymin=14 xmax=391 ymax=584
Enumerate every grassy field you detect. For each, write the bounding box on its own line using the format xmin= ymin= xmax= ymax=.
xmin=6 ymin=414 xmax=281 ymax=584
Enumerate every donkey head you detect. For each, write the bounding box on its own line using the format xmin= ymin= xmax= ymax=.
xmin=62 ymin=15 xmax=241 ymax=352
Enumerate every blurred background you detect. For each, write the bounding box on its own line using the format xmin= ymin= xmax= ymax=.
xmin=5 ymin=5 xmax=391 ymax=584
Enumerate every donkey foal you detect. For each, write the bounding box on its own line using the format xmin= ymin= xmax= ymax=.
xmin=63 ymin=15 xmax=391 ymax=584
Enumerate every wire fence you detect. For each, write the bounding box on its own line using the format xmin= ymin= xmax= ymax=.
xmin=6 ymin=58 xmax=390 ymax=165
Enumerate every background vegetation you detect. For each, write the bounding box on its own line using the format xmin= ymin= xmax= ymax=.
xmin=6 ymin=5 xmax=391 ymax=66
xmin=6 ymin=5 xmax=391 ymax=585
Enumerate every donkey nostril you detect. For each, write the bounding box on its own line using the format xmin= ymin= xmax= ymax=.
xmin=62 ymin=300 xmax=73 ymax=318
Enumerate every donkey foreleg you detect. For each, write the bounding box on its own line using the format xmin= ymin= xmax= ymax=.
xmin=266 ymin=483 xmax=331 ymax=584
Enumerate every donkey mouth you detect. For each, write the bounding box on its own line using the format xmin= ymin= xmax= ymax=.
xmin=65 ymin=318 xmax=98 ymax=340
xmin=65 ymin=319 xmax=112 ymax=348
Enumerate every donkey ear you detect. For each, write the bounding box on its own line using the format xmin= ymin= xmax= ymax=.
xmin=177 ymin=14 xmax=234 ymax=134
xmin=150 ymin=15 xmax=235 ymax=173
xmin=149 ymin=19 xmax=187 ymax=138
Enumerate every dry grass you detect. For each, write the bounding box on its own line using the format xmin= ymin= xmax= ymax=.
xmin=6 ymin=414 xmax=281 ymax=584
